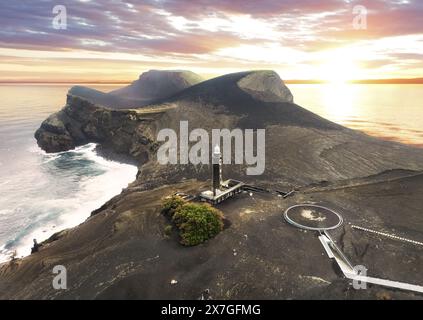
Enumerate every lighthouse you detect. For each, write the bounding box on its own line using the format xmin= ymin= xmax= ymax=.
xmin=199 ymin=144 xmax=244 ymax=204
xmin=212 ymin=145 xmax=223 ymax=196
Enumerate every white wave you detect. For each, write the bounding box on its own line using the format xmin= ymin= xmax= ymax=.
xmin=42 ymin=154 xmax=61 ymax=163
xmin=0 ymin=209 xmax=13 ymax=216
xmin=0 ymin=143 xmax=137 ymax=263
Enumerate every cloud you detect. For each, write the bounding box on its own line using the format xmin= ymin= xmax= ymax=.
xmin=1 ymin=0 xmax=421 ymax=53
xmin=0 ymin=0 xmax=422 ymax=80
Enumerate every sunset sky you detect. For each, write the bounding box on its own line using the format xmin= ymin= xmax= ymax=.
xmin=0 ymin=0 xmax=422 ymax=82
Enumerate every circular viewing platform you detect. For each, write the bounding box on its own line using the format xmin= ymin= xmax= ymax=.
xmin=284 ymin=204 xmax=343 ymax=231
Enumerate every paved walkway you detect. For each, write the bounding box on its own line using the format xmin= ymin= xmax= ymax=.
xmin=319 ymin=231 xmax=423 ymax=294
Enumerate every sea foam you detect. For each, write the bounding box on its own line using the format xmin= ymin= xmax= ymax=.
xmin=0 ymin=143 xmax=137 ymax=263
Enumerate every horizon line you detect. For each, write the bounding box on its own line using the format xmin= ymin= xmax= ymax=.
xmin=1 ymin=78 xmax=423 ymax=85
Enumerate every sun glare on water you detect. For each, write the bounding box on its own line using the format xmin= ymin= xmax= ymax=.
xmin=315 ymin=49 xmax=364 ymax=123
xmin=322 ymin=82 xmax=357 ymax=123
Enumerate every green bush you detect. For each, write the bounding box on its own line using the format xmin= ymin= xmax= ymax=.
xmin=164 ymin=225 xmax=173 ymax=236
xmin=162 ymin=195 xmax=186 ymax=218
xmin=172 ymin=203 xmax=224 ymax=246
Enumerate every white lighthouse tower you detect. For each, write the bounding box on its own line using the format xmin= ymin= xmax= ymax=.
xmin=212 ymin=144 xmax=223 ymax=196
xmin=199 ymin=144 xmax=244 ymax=204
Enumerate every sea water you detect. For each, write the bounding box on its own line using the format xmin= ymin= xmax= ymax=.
xmin=0 ymin=84 xmax=137 ymax=262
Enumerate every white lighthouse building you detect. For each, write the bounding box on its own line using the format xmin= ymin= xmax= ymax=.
xmin=199 ymin=145 xmax=244 ymax=205
xmin=212 ymin=145 xmax=223 ymax=196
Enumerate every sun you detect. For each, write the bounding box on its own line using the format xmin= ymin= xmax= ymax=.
xmin=321 ymin=59 xmax=357 ymax=83
xmin=319 ymin=50 xmax=361 ymax=83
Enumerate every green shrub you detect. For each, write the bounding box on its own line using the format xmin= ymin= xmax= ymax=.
xmin=172 ymin=203 xmax=224 ymax=246
xmin=162 ymin=195 xmax=186 ymax=218
xmin=164 ymin=225 xmax=173 ymax=236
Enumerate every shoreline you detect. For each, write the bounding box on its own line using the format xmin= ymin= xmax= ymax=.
xmin=0 ymin=143 xmax=138 ymax=264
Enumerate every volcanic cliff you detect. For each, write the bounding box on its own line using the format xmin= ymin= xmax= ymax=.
xmin=1 ymin=70 xmax=423 ymax=299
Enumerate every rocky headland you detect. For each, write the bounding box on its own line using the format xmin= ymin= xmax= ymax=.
xmin=1 ymin=70 xmax=422 ymax=299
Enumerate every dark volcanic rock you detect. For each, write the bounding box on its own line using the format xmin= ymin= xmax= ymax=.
xmin=35 ymin=94 xmax=160 ymax=161
xmin=237 ymin=70 xmax=293 ymax=103
xmin=68 ymin=70 xmax=204 ymax=109
xmin=110 ymin=69 xmax=204 ymax=101
xmin=0 ymin=175 xmax=422 ymax=299
xmin=35 ymin=70 xmax=423 ymax=187
xmin=8 ymin=69 xmax=423 ymax=299
xmin=68 ymin=86 xmax=145 ymax=109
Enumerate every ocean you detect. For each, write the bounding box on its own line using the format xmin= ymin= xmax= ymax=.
xmin=0 ymin=83 xmax=422 ymax=262
xmin=290 ymin=83 xmax=423 ymax=147
xmin=0 ymin=84 xmax=137 ymax=262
